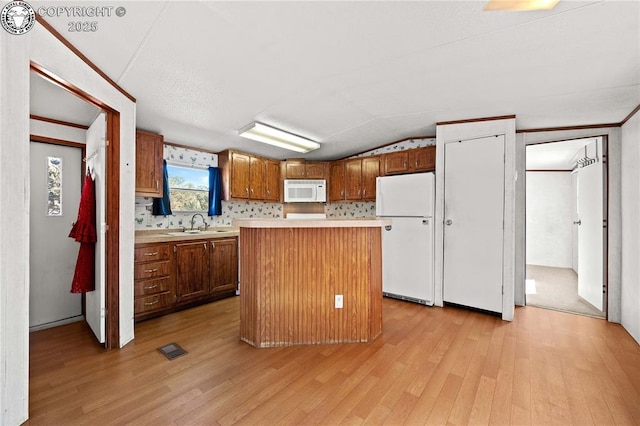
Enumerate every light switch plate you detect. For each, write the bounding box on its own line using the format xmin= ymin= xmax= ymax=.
xmin=335 ymin=294 xmax=343 ymax=309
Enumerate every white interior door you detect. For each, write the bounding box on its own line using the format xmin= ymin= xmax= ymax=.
xmin=85 ymin=113 xmax=106 ymax=344
xmin=29 ymin=142 xmax=83 ymax=329
xmin=443 ymin=135 xmax=505 ymax=313
xmin=577 ymin=146 xmax=604 ymax=311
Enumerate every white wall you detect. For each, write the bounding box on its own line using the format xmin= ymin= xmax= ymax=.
xmin=30 ymin=118 xmax=87 ymax=143
xmin=526 ymin=172 xmax=573 ymax=268
xmin=621 ymin=111 xmax=640 ymax=344
xmin=1 ymin=24 xmax=136 ymax=424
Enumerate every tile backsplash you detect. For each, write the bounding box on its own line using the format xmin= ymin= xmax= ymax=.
xmin=135 ymin=199 xmax=283 ymax=229
xmin=134 ymin=138 xmax=431 ymax=230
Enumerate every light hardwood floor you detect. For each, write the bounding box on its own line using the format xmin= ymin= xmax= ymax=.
xmin=28 ymin=297 xmax=640 ymax=425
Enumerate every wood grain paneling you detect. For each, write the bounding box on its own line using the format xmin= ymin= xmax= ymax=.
xmin=239 ymin=227 xmax=383 ymax=347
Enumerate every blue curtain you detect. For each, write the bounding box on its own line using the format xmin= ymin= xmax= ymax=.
xmin=208 ymin=167 xmax=222 ymax=216
xmin=152 ymin=160 xmax=172 ymax=216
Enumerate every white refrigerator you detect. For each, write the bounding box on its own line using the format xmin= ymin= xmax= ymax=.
xmin=376 ymin=172 xmax=435 ymax=305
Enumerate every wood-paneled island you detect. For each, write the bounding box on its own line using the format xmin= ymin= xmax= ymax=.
xmin=234 ymin=218 xmax=390 ymax=348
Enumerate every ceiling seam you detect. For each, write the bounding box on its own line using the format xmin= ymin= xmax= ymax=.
xmin=115 ymin=1 xmax=170 ymax=84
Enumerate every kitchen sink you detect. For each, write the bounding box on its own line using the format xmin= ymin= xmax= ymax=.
xmin=165 ymin=230 xmax=230 ymax=236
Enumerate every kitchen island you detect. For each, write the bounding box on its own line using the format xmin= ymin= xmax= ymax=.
xmin=234 ymin=218 xmax=390 ymax=348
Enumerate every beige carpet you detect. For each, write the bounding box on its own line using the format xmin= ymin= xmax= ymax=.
xmin=526 ymin=265 xmax=605 ymax=318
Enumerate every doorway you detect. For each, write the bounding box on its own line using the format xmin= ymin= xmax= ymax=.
xmin=525 ymin=137 xmax=606 ymax=318
xmin=29 ymin=64 xmax=120 ymax=347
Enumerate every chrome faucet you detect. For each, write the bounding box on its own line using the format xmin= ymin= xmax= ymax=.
xmin=189 ymin=213 xmax=209 ymax=231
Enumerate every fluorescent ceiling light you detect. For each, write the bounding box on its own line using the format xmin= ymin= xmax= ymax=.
xmin=238 ymin=122 xmax=320 ymax=153
xmin=484 ymin=0 xmax=559 ymax=11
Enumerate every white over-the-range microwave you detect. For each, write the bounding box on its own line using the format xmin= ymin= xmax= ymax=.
xmin=284 ymin=179 xmax=327 ymax=203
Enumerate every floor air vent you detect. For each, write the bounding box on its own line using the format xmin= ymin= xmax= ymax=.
xmin=157 ymin=343 xmax=187 ymax=360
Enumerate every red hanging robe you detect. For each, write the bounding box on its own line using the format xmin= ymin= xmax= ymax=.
xmin=69 ymin=172 xmax=97 ymax=293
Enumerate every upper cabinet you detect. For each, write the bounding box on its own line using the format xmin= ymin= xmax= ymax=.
xmin=219 ymin=150 xmax=281 ymax=202
xmin=339 ymin=156 xmax=380 ymax=202
xmin=283 ymin=160 xmax=328 ymax=179
xmin=383 ymin=146 xmax=436 ymax=175
xmin=264 ymin=160 xmax=281 ymax=202
xmin=135 ymin=130 xmax=164 ymax=197
xmin=329 ymin=161 xmax=345 ymax=202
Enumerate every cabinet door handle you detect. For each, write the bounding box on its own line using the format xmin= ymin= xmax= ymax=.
xmin=144 ymin=268 xmax=158 ymax=273
xmin=144 ymin=252 xmax=158 ymax=256
xmin=211 ymin=242 xmax=215 ymax=248
xmin=144 ymin=300 xmax=159 ymax=306
xmin=144 ymin=284 xmax=158 ymax=290
xmin=156 ymin=180 xmax=159 ymax=190
xmin=204 ymin=243 xmax=207 ymax=250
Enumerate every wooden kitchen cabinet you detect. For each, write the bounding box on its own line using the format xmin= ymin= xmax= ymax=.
xmin=343 ymin=156 xmax=380 ymax=201
xmin=304 ymin=162 xmax=327 ymax=179
xmin=264 ymin=159 xmax=281 ymax=202
xmin=175 ymin=240 xmax=210 ymax=302
xmin=134 ymin=236 xmax=239 ymax=321
xmin=209 ymin=238 xmax=238 ymax=295
xmin=135 ymin=130 xmax=164 ymax=197
xmin=133 ymin=242 xmax=175 ymax=318
xmin=329 ymin=161 xmax=345 ymax=202
xmin=219 ymin=150 xmax=278 ymax=202
xmin=249 ymin=156 xmax=266 ymax=200
xmin=383 ymin=146 xmax=436 ymax=175
xmin=283 ymin=160 xmax=327 ymax=179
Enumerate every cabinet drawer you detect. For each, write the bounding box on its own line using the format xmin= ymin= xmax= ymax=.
xmin=134 ymin=261 xmax=171 ymax=280
xmin=134 ymin=292 xmax=175 ymax=314
xmin=134 ymin=244 xmax=171 ymax=262
xmin=134 ymin=277 xmax=172 ymax=297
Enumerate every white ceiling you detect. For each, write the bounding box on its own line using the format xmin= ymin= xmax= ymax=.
xmin=29 ymin=1 xmax=640 ymax=160
xmin=526 ymin=137 xmax=595 ymax=170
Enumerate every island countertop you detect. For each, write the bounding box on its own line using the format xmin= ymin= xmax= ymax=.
xmin=233 ymin=217 xmax=391 ymax=228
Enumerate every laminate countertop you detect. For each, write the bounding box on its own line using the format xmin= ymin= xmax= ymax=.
xmin=233 ymin=218 xmax=391 ymax=229
xmin=135 ymin=228 xmax=239 ymax=244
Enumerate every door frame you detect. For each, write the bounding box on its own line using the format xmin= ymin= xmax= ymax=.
xmin=523 ymin=135 xmax=609 ymax=318
xmin=30 ymin=63 xmax=121 ymax=348
xmin=435 ymin=116 xmax=517 ymax=321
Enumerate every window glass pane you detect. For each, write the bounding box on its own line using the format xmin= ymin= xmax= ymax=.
xmin=47 ymin=156 xmax=62 ymax=216
xmin=170 ymin=189 xmax=209 ymax=212
xmin=167 ymin=164 xmax=209 ymax=212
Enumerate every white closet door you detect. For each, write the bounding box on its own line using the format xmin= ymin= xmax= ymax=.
xmin=443 ymin=135 xmax=505 ymax=313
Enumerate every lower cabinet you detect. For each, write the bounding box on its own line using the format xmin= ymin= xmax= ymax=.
xmin=133 ymin=243 xmax=176 ymax=317
xmin=210 ymin=238 xmax=239 ymax=295
xmin=175 ymin=240 xmax=210 ymax=302
xmin=134 ymin=236 xmax=239 ymax=321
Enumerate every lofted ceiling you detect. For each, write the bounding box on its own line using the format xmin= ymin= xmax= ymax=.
xmin=29 ymin=1 xmax=640 ymax=160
